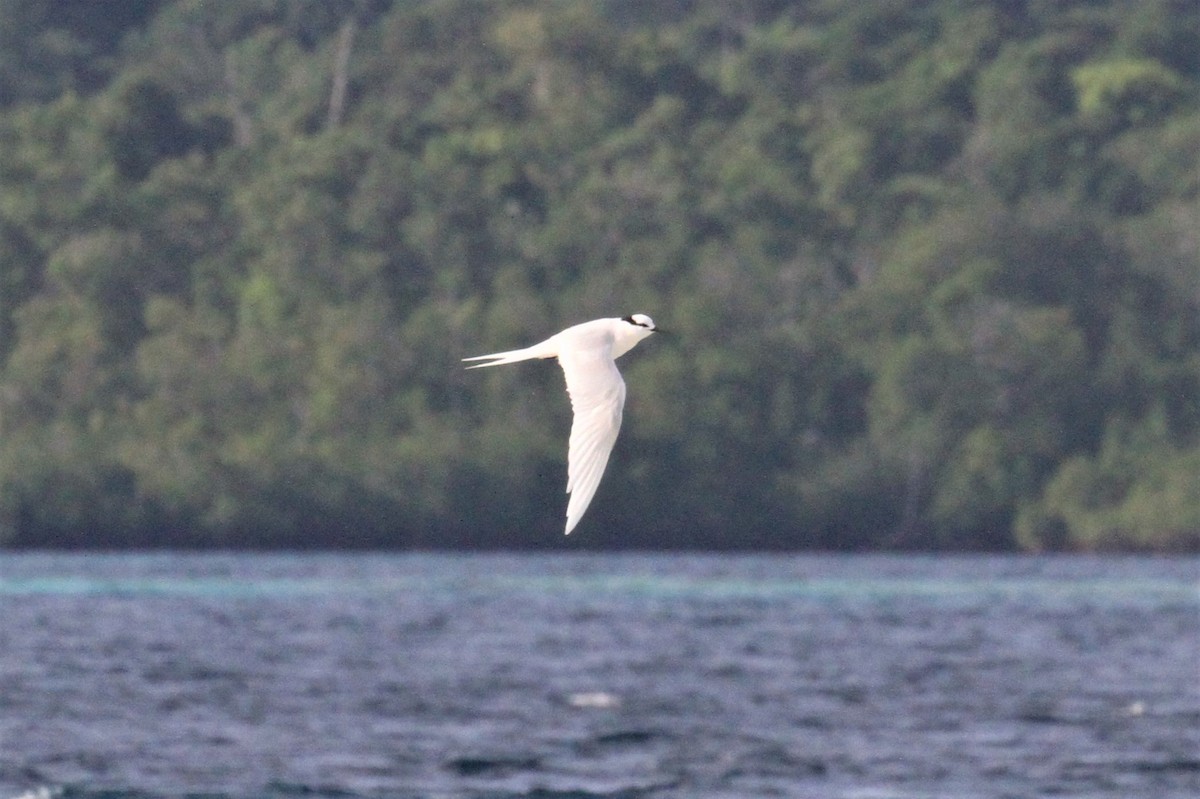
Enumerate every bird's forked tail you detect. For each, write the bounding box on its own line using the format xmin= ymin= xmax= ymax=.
xmin=462 ymin=341 xmax=555 ymax=369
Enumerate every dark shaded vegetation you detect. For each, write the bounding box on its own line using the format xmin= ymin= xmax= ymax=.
xmin=1 ymin=1 xmax=1197 ymax=550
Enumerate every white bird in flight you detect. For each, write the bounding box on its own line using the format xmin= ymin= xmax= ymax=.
xmin=464 ymin=314 xmax=662 ymax=535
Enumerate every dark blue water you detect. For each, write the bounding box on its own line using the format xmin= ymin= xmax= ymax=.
xmin=0 ymin=553 xmax=1196 ymax=799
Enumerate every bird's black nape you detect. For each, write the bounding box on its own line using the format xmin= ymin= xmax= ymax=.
xmin=621 ymin=314 xmax=660 ymax=331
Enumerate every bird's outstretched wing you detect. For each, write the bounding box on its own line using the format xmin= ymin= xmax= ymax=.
xmin=558 ymin=331 xmax=626 ymax=535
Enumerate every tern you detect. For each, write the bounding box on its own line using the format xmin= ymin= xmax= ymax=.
xmin=464 ymin=314 xmax=661 ymax=535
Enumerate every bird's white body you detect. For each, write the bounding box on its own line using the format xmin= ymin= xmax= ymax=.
xmin=464 ymin=314 xmax=660 ymax=535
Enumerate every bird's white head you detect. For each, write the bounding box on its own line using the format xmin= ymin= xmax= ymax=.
xmin=612 ymin=313 xmax=659 ymax=359
xmin=621 ymin=313 xmax=657 ymax=332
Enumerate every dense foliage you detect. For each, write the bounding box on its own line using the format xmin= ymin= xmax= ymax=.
xmin=0 ymin=0 xmax=1197 ymax=550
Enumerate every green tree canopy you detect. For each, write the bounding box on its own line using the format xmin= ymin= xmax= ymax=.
xmin=1 ymin=0 xmax=1197 ymax=550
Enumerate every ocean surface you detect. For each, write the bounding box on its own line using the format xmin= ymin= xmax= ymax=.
xmin=0 ymin=552 xmax=1196 ymax=799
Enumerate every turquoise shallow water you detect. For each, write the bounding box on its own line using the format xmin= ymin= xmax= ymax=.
xmin=0 ymin=553 xmax=1197 ymax=799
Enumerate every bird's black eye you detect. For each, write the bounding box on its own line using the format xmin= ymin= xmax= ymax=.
xmin=622 ymin=315 xmax=645 ymax=327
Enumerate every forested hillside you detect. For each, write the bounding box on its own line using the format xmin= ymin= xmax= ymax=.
xmin=0 ymin=0 xmax=1197 ymax=550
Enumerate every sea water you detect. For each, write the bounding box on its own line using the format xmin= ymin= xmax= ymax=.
xmin=0 ymin=552 xmax=1196 ymax=799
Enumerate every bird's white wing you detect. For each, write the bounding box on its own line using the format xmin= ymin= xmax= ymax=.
xmin=558 ymin=330 xmax=626 ymax=535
